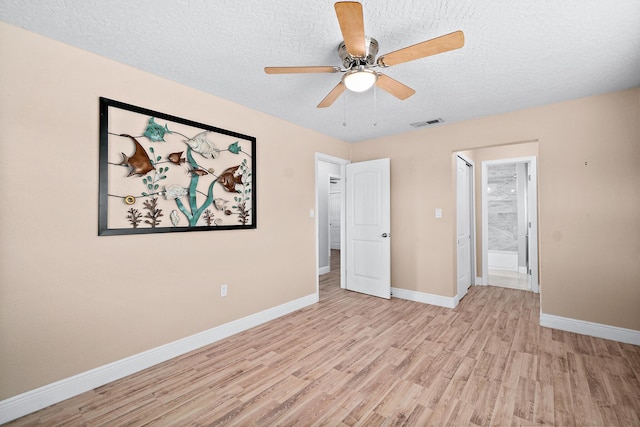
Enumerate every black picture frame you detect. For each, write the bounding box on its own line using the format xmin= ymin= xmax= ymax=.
xmin=99 ymin=97 xmax=256 ymax=236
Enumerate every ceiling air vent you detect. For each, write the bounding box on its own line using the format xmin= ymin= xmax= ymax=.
xmin=410 ymin=118 xmax=444 ymax=128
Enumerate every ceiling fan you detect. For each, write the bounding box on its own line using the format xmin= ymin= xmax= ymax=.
xmin=264 ymin=1 xmax=464 ymax=108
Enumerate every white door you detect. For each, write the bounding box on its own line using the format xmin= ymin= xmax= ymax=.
xmin=527 ymin=158 xmax=539 ymax=293
xmin=456 ymin=156 xmax=472 ymax=300
xmin=345 ymin=158 xmax=391 ymax=299
xmin=329 ymin=192 xmax=341 ymax=250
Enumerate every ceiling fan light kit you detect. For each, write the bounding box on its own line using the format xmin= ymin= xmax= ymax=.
xmin=264 ymin=1 xmax=464 ymax=108
xmin=343 ymin=67 xmax=377 ymax=92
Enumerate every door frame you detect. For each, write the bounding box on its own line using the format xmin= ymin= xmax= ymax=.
xmin=315 ymin=153 xmax=349 ymax=296
xmin=455 ymin=153 xmax=477 ymax=304
xmin=481 ymin=156 xmax=539 ymax=293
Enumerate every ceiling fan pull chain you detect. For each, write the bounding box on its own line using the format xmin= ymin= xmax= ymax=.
xmin=373 ymin=84 xmax=378 ymax=126
xmin=343 ymin=92 xmax=347 ymax=126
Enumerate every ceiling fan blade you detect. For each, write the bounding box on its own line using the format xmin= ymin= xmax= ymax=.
xmin=375 ymin=73 xmax=415 ymax=100
xmin=317 ymin=82 xmax=346 ymax=108
xmin=264 ymin=66 xmax=340 ymax=74
xmin=334 ymin=2 xmax=366 ymax=57
xmin=377 ymin=30 xmax=464 ymax=67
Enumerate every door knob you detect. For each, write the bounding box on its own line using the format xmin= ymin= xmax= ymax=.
xmin=382 ymin=233 xmax=389 ymax=238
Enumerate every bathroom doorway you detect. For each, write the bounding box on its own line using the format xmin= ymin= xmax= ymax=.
xmin=482 ymin=157 xmax=538 ymax=292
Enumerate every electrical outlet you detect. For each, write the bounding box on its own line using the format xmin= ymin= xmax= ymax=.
xmin=220 ymin=284 xmax=228 ymax=297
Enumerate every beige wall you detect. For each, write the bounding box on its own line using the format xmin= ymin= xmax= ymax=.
xmin=2 ymin=21 xmax=639 ymax=403
xmin=0 ymin=23 xmax=349 ymax=400
xmin=351 ymin=87 xmax=640 ymax=331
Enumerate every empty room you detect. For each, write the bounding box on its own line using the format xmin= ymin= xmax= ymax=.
xmin=1 ymin=1 xmax=639 ymax=425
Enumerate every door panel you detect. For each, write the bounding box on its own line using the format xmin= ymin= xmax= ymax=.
xmin=346 ymin=158 xmax=390 ymax=299
xmin=457 ymin=157 xmax=472 ymax=300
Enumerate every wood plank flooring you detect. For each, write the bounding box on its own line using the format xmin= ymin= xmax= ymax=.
xmin=7 ymin=253 xmax=640 ymax=426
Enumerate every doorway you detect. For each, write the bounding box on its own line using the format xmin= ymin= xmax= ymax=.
xmin=316 ymin=154 xmax=348 ymax=290
xmin=482 ymin=157 xmax=539 ymax=293
xmin=315 ymin=154 xmax=392 ymax=300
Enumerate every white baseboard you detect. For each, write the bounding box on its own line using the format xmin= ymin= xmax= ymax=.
xmin=391 ymin=287 xmax=456 ymax=309
xmin=475 ymin=276 xmax=485 ymax=286
xmin=318 ymin=266 xmax=330 ymax=275
xmin=540 ymin=312 xmax=640 ymax=346
xmin=0 ymin=293 xmax=318 ymax=425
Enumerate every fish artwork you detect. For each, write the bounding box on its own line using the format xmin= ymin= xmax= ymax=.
xmin=143 ymin=117 xmax=171 ymax=142
xmin=167 ymin=151 xmax=186 ymax=165
xmin=212 ymin=198 xmax=229 ymax=211
xmin=218 ymin=165 xmax=243 ymax=192
xmin=119 ymin=134 xmax=155 ymax=177
xmin=188 ymin=168 xmax=209 ymax=176
xmin=164 ymin=184 xmax=188 ymax=200
xmin=183 ymin=131 xmax=220 ymax=159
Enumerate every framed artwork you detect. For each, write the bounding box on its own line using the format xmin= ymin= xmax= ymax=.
xmin=98 ymin=97 xmax=256 ymax=236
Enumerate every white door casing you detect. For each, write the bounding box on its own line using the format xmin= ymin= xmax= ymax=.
xmin=345 ymin=158 xmax=391 ymax=299
xmin=456 ymin=156 xmax=472 ymax=300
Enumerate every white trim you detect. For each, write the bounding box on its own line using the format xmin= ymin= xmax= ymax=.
xmin=391 ymin=287 xmax=457 ymax=309
xmin=540 ymin=313 xmax=640 ymax=346
xmin=0 ymin=293 xmax=318 ymax=425
xmin=318 ymin=266 xmax=330 ymax=275
xmin=476 ymin=276 xmax=486 ymax=286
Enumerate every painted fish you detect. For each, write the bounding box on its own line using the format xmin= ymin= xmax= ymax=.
xmin=119 ymin=134 xmax=155 ymax=177
xmin=167 ymin=151 xmax=186 ymax=165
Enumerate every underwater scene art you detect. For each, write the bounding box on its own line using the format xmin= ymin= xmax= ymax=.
xmin=99 ymin=98 xmax=256 ymax=235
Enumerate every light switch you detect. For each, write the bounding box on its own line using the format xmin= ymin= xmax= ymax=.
xmin=435 ymin=208 xmax=442 ymax=219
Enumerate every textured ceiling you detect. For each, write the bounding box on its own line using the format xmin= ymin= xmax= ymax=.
xmin=1 ymin=0 xmax=639 ymax=142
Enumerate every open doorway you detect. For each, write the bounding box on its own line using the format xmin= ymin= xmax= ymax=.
xmin=315 ymin=154 xmax=392 ymax=300
xmin=315 ymin=154 xmax=348 ymax=296
xmin=482 ymin=157 xmax=539 ymax=293
xmin=456 ymin=141 xmax=539 ymax=297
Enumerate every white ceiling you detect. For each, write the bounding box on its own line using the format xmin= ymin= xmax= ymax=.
xmin=2 ymin=0 xmax=639 ymax=142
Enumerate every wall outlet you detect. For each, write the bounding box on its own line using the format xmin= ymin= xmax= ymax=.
xmin=220 ymin=284 xmax=228 ymax=297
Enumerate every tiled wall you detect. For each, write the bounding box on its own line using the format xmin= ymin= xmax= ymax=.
xmin=487 ymin=164 xmax=518 ymax=251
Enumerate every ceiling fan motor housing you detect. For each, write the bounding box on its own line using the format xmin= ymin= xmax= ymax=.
xmin=338 ymin=36 xmax=379 ymax=68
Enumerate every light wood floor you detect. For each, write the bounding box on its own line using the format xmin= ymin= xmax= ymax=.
xmin=7 ymin=253 xmax=640 ymax=426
